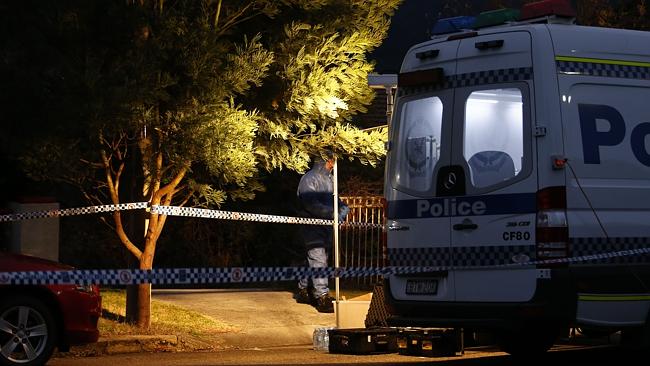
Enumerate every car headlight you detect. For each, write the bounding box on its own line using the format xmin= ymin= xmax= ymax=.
xmin=75 ymin=284 xmax=98 ymax=294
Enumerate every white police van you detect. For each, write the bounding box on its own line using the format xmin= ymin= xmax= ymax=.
xmin=383 ymin=0 xmax=650 ymax=355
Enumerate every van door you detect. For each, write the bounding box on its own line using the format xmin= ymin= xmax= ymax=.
xmin=450 ymin=31 xmax=539 ymax=302
xmin=385 ymin=40 xmax=459 ymax=302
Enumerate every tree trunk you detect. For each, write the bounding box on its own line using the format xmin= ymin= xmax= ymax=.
xmin=136 ymin=283 xmax=151 ymax=328
xmin=125 ymin=144 xmax=145 ymax=324
xmin=125 ymin=269 xmax=140 ymax=324
xmin=136 ymin=235 xmax=156 ymax=328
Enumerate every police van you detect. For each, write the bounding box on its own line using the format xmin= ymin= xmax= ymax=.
xmin=383 ymin=0 xmax=650 ymax=355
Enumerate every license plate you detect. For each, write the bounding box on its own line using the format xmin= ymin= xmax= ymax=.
xmin=405 ymin=279 xmax=438 ymax=295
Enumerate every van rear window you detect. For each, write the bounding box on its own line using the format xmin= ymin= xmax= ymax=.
xmin=463 ymin=88 xmax=524 ymax=188
xmin=394 ymin=96 xmax=444 ymax=194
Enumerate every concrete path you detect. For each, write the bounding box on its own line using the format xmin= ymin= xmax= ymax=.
xmin=153 ymin=289 xmax=336 ymax=349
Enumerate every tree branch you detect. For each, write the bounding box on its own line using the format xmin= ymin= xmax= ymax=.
xmin=215 ymin=2 xmax=254 ymax=36
xmin=178 ymin=191 xmax=193 ymax=207
xmin=113 ymin=210 xmax=143 ymax=259
xmin=101 ymin=144 xmax=142 ymax=260
xmin=152 ymin=165 xmax=188 ymax=203
xmin=213 ymin=0 xmax=222 ymax=29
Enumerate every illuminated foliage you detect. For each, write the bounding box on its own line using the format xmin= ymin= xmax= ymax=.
xmin=1 ymin=0 xmax=399 ymax=327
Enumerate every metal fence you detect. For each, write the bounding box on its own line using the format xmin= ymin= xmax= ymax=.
xmin=339 ymin=195 xmax=385 ymax=286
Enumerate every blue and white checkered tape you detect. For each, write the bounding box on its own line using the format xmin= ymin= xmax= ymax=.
xmin=0 ymin=202 xmax=381 ymax=228
xmin=150 ymin=205 xmax=332 ymax=226
xmin=150 ymin=205 xmax=382 ymax=229
xmin=2 ymin=245 xmax=649 ymax=285
xmin=1 ymin=201 xmax=648 ymax=285
xmin=0 ymin=202 xmax=149 ymax=223
xmin=0 ymin=267 xmax=391 ymax=286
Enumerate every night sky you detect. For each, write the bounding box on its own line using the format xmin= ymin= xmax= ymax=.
xmin=371 ymin=0 xmax=571 ymax=73
xmin=370 ymin=0 xmax=441 ymax=74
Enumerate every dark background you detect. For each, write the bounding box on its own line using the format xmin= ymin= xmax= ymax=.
xmin=0 ymin=0 xmax=633 ymax=271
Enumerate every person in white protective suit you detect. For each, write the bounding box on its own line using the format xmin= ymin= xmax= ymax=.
xmin=294 ymin=154 xmax=349 ymax=313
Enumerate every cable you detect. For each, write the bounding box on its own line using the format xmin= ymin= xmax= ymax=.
xmin=565 ymin=160 xmax=609 ymax=239
xmin=565 ymin=159 xmax=649 ymax=292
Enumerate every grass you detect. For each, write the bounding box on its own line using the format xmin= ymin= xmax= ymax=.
xmin=99 ymin=289 xmax=237 ymax=337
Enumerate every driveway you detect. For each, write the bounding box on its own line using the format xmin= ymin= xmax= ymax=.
xmin=153 ymin=288 xmax=336 ymax=349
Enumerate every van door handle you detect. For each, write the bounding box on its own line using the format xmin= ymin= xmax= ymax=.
xmin=453 ymin=222 xmax=478 ymax=231
xmin=475 ymin=39 xmax=504 ymax=50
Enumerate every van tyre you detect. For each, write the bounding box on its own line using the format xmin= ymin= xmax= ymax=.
xmin=497 ymin=323 xmax=559 ymax=358
xmin=0 ymin=295 xmax=57 ymax=366
xmin=621 ymin=313 xmax=650 ymax=352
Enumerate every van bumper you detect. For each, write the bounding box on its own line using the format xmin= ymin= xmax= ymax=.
xmin=384 ymin=271 xmax=576 ymax=330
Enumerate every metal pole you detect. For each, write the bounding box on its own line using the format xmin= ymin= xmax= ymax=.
xmin=385 ymin=86 xmax=394 ymax=126
xmin=333 ymin=157 xmax=340 ymax=329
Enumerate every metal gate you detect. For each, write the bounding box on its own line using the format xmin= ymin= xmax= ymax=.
xmin=339 ymin=196 xmax=385 ymax=286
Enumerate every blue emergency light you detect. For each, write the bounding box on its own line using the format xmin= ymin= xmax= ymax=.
xmin=430 ymin=0 xmax=575 ymax=36
xmin=431 ymin=16 xmax=476 ymax=35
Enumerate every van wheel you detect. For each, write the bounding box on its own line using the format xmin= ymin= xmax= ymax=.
xmin=497 ymin=324 xmax=559 ymax=358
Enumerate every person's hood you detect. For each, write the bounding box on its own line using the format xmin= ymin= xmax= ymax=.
xmin=312 ymin=161 xmax=332 ymax=174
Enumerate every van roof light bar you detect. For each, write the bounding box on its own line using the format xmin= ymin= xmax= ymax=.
xmin=431 ymin=16 xmax=476 ymax=35
xmin=519 ymin=0 xmax=576 ymax=21
xmin=473 ymin=8 xmax=520 ymax=29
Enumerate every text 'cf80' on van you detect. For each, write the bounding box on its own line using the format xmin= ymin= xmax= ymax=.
xmin=383 ymin=0 xmax=650 ymax=356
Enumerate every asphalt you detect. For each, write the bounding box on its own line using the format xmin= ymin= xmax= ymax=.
xmin=51 ymin=288 xmax=634 ymax=363
xmin=56 ymin=288 xmax=370 ymax=357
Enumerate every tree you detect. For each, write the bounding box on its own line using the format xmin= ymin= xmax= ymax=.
xmin=576 ymin=0 xmax=649 ymax=30
xmin=436 ymin=0 xmax=648 ymax=31
xmin=2 ymin=0 xmax=400 ymax=327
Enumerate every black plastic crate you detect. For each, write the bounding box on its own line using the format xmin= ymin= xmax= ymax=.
xmin=397 ymin=328 xmax=423 ymax=355
xmin=397 ymin=328 xmax=463 ymax=357
xmin=328 ymin=327 xmax=398 ymax=354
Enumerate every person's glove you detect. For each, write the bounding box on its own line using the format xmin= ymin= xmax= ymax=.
xmin=339 ymin=204 xmax=350 ymax=220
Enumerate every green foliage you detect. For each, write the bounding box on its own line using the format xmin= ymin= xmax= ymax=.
xmin=576 ymin=0 xmax=650 ymax=30
xmin=1 ymin=1 xmax=398 ymax=280
xmin=300 ymin=124 xmax=388 ymax=167
xmin=4 ymin=0 xmax=398 ymax=207
xmin=189 ymin=100 xmax=261 ymax=187
xmin=250 ymin=0 xmax=399 ymax=173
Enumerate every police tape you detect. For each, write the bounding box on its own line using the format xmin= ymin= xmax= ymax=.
xmin=0 ymin=202 xmax=382 ymax=229
xmin=0 ymin=202 xmax=149 ymax=223
xmin=2 ymin=246 xmax=649 ymax=286
xmin=0 ymin=266 xmax=439 ymax=286
xmin=150 ymin=205 xmax=331 ymax=226
xmin=150 ymin=205 xmax=382 ymax=229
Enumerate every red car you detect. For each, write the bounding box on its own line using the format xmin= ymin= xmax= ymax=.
xmin=0 ymin=252 xmax=101 ymax=366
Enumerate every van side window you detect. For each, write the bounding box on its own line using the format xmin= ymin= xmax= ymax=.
xmin=395 ymin=96 xmax=443 ymax=193
xmin=463 ymin=88 xmax=524 ymax=189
